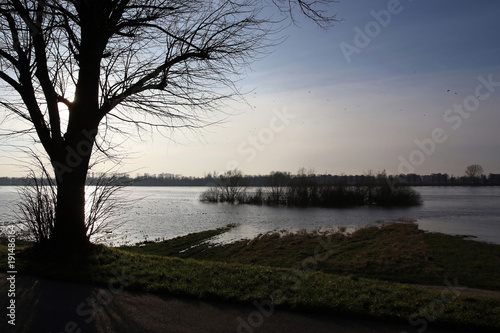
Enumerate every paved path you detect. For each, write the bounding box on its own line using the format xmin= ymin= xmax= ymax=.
xmin=0 ymin=273 xmax=474 ymax=333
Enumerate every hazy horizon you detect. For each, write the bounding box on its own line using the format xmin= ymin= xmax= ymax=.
xmin=0 ymin=167 xmax=495 ymax=179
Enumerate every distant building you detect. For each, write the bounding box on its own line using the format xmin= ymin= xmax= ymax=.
xmin=418 ymin=173 xmax=449 ymax=185
xmin=398 ymin=174 xmax=422 ymax=185
xmin=488 ymin=174 xmax=500 ymax=185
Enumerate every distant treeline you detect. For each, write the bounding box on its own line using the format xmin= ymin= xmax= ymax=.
xmin=1 ymin=171 xmax=499 ymax=187
xmin=200 ymin=170 xmax=422 ymax=207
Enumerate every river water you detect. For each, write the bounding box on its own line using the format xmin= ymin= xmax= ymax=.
xmin=1 ymin=186 xmax=499 ymax=245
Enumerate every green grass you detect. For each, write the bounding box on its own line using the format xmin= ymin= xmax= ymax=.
xmin=424 ymin=231 xmax=500 ymax=291
xmin=1 ymin=223 xmax=500 ymax=332
xmin=124 ymin=222 xmax=500 ymax=291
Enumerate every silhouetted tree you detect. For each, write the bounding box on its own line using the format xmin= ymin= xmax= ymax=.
xmin=287 ymin=168 xmax=317 ymax=206
xmin=465 ymin=164 xmax=484 ymax=185
xmin=266 ymin=171 xmax=291 ymax=204
xmin=214 ymin=169 xmax=248 ymax=203
xmin=0 ymin=0 xmax=338 ymax=251
xmin=358 ymin=171 xmax=377 ymax=204
xmin=372 ymin=172 xmax=422 ymax=206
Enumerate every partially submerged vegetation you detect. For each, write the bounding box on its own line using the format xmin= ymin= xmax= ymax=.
xmin=200 ymin=169 xmax=422 ymax=207
xmin=1 ymin=222 xmax=499 ymax=332
xmin=128 ymin=225 xmax=234 ymax=258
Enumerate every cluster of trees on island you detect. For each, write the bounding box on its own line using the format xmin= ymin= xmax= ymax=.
xmin=200 ymin=169 xmax=422 ymax=207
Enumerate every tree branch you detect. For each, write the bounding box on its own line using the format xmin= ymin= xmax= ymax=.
xmin=102 ymin=50 xmax=210 ymax=115
xmin=0 ymin=1 xmax=54 ymax=157
xmin=30 ymin=0 xmax=63 ymax=143
xmin=0 ymin=70 xmax=21 ymax=91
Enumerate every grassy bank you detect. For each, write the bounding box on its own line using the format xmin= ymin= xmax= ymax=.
xmin=1 ymin=223 xmax=499 ymax=332
xmin=122 ymin=222 xmax=500 ymax=291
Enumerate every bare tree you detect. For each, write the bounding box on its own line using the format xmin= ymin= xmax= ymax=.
xmin=287 ymin=167 xmax=317 ymax=206
xmin=267 ymin=170 xmax=291 ymax=204
xmin=14 ymin=166 xmax=56 ymax=244
xmin=465 ymin=164 xmax=484 ymax=185
xmin=0 ymin=0 xmax=339 ymax=251
xmin=200 ymin=168 xmax=248 ymax=203
xmin=215 ymin=168 xmax=248 ymax=203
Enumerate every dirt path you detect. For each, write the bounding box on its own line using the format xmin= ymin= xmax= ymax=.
xmin=0 ymin=273 xmax=478 ymax=333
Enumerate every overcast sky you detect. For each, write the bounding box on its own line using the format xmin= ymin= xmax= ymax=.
xmin=2 ymin=0 xmax=500 ymax=178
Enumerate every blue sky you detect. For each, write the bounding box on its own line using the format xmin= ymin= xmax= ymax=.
xmin=2 ymin=0 xmax=500 ymax=177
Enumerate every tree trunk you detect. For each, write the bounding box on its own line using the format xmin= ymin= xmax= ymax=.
xmin=51 ymin=172 xmax=90 ymax=251
xmin=50 ymin=127 xmax=97 ymax=252
xmin=50 ymin=173 xmax=89 ymax=252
